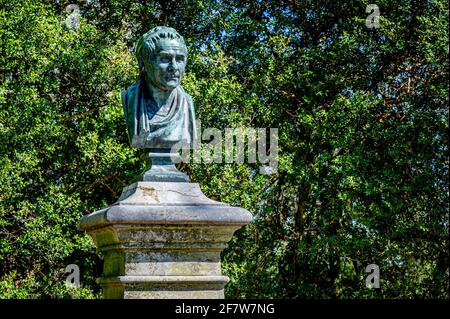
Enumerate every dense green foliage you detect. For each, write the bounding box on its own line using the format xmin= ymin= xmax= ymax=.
xmin=0 ymin=0 xmax=448 ymax=298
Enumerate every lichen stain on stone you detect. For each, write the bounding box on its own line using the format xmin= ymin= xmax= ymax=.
xmin=140 ymin=186 xmax=160 ymax=203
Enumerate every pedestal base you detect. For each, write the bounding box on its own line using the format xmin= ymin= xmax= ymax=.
xmin=99 ymin=276 xmax=229 ymax=299
xmin=78 ymin=182 xmax=252 ymax=299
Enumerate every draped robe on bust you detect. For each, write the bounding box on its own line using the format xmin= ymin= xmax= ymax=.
xmin=121 ymin=79 xmax=197 ymax=149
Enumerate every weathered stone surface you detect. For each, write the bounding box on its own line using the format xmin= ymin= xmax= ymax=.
xmin=78 ymin=182 xmax=252 ymax=299
xmin=99 ymin=276 xmax=229 ymax=299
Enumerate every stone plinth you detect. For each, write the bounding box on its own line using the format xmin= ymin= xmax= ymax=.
xmin=78 ymin=182 xmax=252 ymax=299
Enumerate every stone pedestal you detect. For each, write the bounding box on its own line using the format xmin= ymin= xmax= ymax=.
xmin=142 ymin=149 xmax=190 ymax=182
xmin=78 ymin=181 xmax=252 ymax=299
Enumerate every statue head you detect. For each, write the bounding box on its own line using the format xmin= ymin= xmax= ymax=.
xmin=136 ymin=26 xmax=187 ymax=92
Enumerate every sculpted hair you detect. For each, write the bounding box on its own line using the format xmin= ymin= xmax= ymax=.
xmin=136 ymin=26 xmax=186 ymax=70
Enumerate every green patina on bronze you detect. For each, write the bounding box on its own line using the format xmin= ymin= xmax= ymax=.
xmin=121 ymin=26 xmax=197 ymax=150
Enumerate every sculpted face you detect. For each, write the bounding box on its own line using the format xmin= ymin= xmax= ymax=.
xmin=143 ymin=38 xmax=187 ymax=91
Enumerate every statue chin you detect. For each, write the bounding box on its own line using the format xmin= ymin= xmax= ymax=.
xmin=148 ymin=77 xmax=180 ymax=92
xmin=163 ymin=80 xmax=180 ymax=89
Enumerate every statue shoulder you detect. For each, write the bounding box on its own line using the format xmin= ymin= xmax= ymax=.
xmin=179 ymin=86 xmax=194 ymax=106
xmin=187 ymin=92 xmax=194 ymax=106
xmin=121 ymin=81 xmax=140 ymax=109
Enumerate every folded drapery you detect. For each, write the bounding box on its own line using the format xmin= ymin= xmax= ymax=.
xmin=122 ymin=79 xmax=197 ymax=149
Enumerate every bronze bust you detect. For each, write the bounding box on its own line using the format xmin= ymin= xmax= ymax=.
xmin=122 ymin=26 xmax=197 ymax=150
xmin=122 ymin=26 xmax=196 ymax=181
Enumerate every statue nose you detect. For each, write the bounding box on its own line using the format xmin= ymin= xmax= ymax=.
xmin=169 ymin=58 xmax=179 ymax=71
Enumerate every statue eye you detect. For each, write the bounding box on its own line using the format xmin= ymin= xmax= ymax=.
xmin=160 ymin=56 xmax=171 ymax=63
